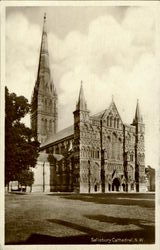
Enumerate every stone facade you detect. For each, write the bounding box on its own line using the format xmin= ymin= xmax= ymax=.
xmin=31 ymin=15 xmax=146 ymax=193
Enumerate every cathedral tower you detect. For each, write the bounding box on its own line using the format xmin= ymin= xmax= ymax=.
xmin=132 ymin=100 xmax=145 ymax=192
xmin=31 ymin=14 xmax=58 ymax=144
xmin=73 ymin=82 xmax=90 ymax=192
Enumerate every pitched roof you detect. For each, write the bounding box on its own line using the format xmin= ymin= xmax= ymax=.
xmin=91 ymin=109 xmax=107 ymax=119
xmin=41 ymin=125 xmax=74 ymax=148
xmin=91 ymin=100 xmax=123 ymax=123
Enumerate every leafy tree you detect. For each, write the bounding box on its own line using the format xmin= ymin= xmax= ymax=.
xmin=18 ymin=169 xmax=34 ymax=192
xmin=5 ymin=87 xmax=40 ymax=189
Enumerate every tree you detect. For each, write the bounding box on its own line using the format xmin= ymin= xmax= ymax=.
xmin=18 ymin=169 xmax=34 ymax=192
xmin=5 ymin=87 xmax=40 ymax=189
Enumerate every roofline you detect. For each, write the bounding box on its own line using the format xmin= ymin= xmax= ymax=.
xmin=40 ymin=133 xmax=74 ymax=151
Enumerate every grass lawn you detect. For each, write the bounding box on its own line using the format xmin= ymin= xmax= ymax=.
xmin=5 ymin=192 xmax=155 ymax=245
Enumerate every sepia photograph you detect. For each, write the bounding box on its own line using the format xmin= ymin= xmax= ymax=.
xmin=1 ymin=1 xmax=160 ymax=248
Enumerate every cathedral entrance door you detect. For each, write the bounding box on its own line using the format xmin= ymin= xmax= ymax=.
xmin=112 ymin=178 xmax=120 ymax=191
xmin=122 ymin=183 xmax=125 ymax=191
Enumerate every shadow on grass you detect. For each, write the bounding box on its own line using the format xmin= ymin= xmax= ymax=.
xmin=6 ymin=218 xmax=155 ymax=245
xmin=51 ymin=193 xmax=155 ymax=208
xmin=85 ymin=214 xmax=153 ymax=226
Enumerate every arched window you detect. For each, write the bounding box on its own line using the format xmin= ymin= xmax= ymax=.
xmin=49 ymin=120 xmax=52 ymax=132
xmin=95 ymin=150 xmax=100 ymax=159
xmin=117 ymin=118 xmax=119 ymax=129
xmin=55 ymin=146 xmax=59 ymax=154
xmin=106 ymin=136 xmax=111 ymax=159
xmin=81 ymin=147 xmax=85 ymax=157
xmin=130 ymin=153 xmax=133 ymax=162
xmin=61 ymin=144 xmax=65 ymax=154
xmin=107 ymin=116 xmax=109 ymax=126
xmin=114 ymin=118 xmax=116 ymax=128
xmin=112 ymin=133 xmax=117 ymax=159
xmin=118 ymin=138 xmax=122 ymax=160
xmin=107 ymin=136 xmax=112 ymax=159
xmin=110 ymin=117 xmax=113 ymax=127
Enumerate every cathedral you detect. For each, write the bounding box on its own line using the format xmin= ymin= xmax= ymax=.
xmin=31 ymin=15 xmax=146 ymax=193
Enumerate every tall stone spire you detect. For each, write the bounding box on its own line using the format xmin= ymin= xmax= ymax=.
xmin=36 ymin=13 xmax=50 ymax=89
xmin=31 ymin=14 xmax=58 ymax=144
xmin=76 ymin=81 xmax=87 ymax=111
xmin=133 ymin=99 xmax=143 ymax=123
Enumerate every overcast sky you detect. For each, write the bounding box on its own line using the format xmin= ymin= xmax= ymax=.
xmin=6 ymin=6 xmax=159 ymax=168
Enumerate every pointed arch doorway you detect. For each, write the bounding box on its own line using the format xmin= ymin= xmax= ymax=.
xmin=112 ymin=178 xmax=120 ymax=191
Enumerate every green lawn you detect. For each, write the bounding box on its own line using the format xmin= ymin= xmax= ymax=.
xmin=5 ymin=192 xmax=155 ymax=244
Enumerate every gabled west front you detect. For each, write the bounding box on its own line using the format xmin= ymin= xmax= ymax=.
xmin=31 ymin=15 xmax=146 ymax=193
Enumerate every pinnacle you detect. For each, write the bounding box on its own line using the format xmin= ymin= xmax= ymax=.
xmin=36 ymin=15 xmax=52 ymax=92
xmin=76 ymin=81 xmax=87 ymax=111
xmin=134 ymin=99 xmax=143 ymax=123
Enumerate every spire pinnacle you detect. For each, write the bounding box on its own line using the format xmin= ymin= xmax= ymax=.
xmin=134 ymin=99 xmax=143 ymax=123
xmin=36 ymin=14 xmax=50 ymax=87
xmin=76 ymin=81 xmax=87 ymax=111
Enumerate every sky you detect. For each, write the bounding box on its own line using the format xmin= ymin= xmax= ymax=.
xmin=5 ymin=6 xmax=160 ymax=169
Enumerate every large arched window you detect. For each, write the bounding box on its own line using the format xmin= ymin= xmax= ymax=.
xmin=110 ymin=116 xmax=113 ymax=127
xmin=61 ymin=144 xmax=65 ymax=154
xmin=117 ymin=118 xmax=119 ymax=129
xmin=107 ymin=116 xmax=109 ymax=126
xmin=106 ymin=136 xmax=111 ymax=159
xmin=114 ymin=118 xmax=116 ymax=128
xmin=112 ymin=133 xmax=117 ymax=159
xmin=117 ymin=138 xmax=122 ymax=160
xmin=55 ymin=145 xmax=59 ymax=154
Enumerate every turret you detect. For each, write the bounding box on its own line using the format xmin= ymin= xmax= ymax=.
xmin=133 ymin=99 xmax=143 ymax=125
xmin=76 ymin=81 xmax=87 ymax=111
xmin=132 ymin=99 xmax=145 ymax=192
xmin=72 ymin=81 xmax=90 ymax=192
xmin=74 ymin=81 xmax=89 ymax=124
